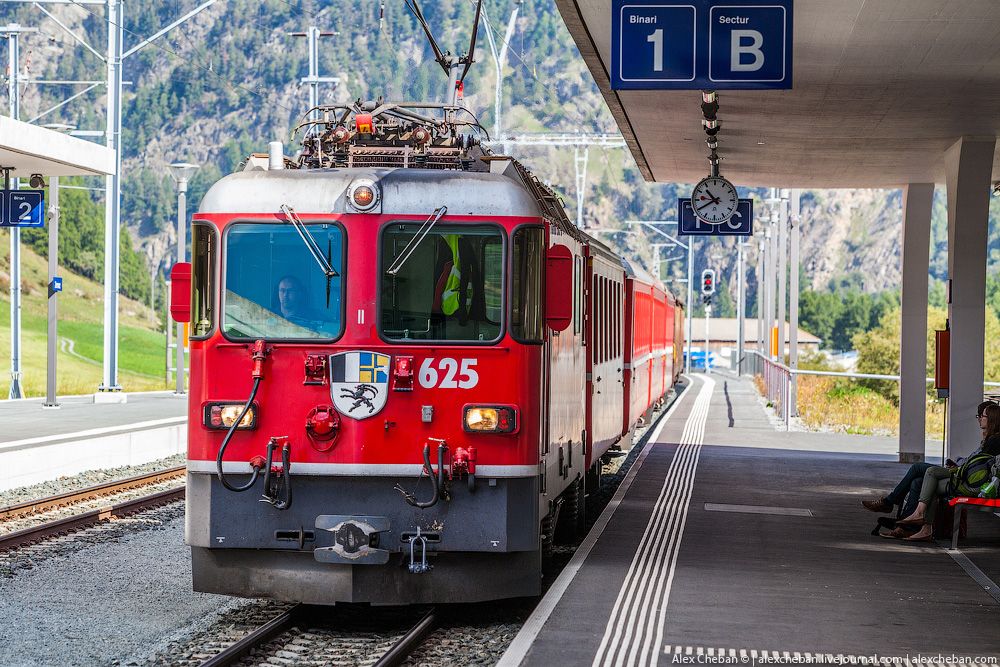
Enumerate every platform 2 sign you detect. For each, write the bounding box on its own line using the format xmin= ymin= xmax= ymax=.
xmin=0 ymin=190 xmax=45 ymax=228
xmin=678 ymin=198 xmax=753 ymax=236
xmin=612 ymin=0 xmax=793 ymax=90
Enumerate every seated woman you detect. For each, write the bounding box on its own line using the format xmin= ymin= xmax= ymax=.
xmin=895 ymin=403 xmax=1000 ymax=542
xmin=863 ymin=401 xmax=997 ymax=517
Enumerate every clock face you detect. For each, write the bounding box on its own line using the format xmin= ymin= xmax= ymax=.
xmin=691 ymin=176 xmax=739 ymax=224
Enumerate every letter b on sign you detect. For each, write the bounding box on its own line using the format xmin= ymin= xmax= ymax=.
xmin=710 ymin=6 xmax=788 ymax=84
xmin=731 ymin=30 xmax=764 ymax=72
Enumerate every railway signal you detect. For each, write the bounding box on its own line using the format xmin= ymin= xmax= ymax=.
xmin=701 ymin=269 xmax=716 ymax=296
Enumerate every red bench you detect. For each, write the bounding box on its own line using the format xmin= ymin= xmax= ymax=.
xmin=948 ymin=497 xmax=1000 ymax=549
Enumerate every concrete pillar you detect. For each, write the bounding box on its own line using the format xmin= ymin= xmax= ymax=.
xmin=898 ymin=183 xmax=934 ymax=463
xmin=944 ymin=137 xmax=995 ymax=459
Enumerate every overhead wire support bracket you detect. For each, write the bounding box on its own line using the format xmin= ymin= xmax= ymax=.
xmin=32 ymin=2 xmax=105 ymax=61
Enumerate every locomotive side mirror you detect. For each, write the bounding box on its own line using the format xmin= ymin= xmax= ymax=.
xmin=170 ymin=262 xmax=192 ymax=323
xmin=545 ymin=244 xmax=573 ymax=332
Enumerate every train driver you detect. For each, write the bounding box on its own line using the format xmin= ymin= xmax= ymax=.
xmin=272 ymin=274 xmax=337 ymax=335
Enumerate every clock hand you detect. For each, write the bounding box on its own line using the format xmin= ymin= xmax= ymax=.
xmin=695 ymin=200 xmax=716 ymax=211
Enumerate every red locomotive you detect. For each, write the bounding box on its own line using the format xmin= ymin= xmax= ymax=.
xmin=169 ymin=100 xmax=684 ymax=605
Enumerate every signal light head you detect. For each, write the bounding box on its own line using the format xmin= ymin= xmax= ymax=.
xmin=700 ymin=269 xmax=716 ymax=296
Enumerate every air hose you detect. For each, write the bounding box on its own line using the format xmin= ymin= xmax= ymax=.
xmin=395 ymin=441 xmax=448 ymax=508
xmin=216 ymin=376 xmax=264 ymax=492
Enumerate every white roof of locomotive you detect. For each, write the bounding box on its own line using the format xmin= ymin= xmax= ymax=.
xmin=198 ymin=167 xmax=543 ymax=218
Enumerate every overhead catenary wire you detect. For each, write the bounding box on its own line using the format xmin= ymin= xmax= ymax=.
xmin=62 ymin=0 xmax=297 ymax=112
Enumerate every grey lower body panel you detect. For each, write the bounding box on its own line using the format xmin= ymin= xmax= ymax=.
xmin=192 ymin=547 xmax=542 ymax=604
xmin=186 ymin=472 xmax=542 ymax=604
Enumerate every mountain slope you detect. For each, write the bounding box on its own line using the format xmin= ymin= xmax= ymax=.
xmin=0 ymin=235 xmax=167 ymax=397
xmin=2 ymin=0 xmax=997 ymax=312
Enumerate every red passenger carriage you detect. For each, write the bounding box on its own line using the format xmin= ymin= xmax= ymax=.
xmin=170 ymin=102 xmax=684 ymax=604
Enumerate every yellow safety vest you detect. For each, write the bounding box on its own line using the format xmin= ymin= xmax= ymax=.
xmin=441 ymin=235 xmax=462 ymax=316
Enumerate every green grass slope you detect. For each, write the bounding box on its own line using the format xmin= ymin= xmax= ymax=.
xmin=0 ymin=235 xmax=169 ymax=397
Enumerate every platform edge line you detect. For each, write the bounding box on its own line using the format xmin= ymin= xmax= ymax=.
xmin=496 ymin=375 xmax=700 ymax=667
xmin=0 ymin=416 xmax=187 ymax=453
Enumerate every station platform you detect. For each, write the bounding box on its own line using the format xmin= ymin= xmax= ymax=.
xmin=0 ymin=392 xmax=187 ymax=491
xmin=501 ymin=374 xmax=1000 ymax=666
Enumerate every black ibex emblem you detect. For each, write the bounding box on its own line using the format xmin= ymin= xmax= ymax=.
xmin=340 ymin=384 xmax=379 ymax=414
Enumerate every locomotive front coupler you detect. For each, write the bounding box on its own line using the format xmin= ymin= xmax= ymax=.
xmin=260 ymin=436 xmax=292 ymax=510
xmin=394 ymin=438 xmax=450 ymax=509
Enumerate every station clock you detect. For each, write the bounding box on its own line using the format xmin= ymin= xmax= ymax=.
xmin=691 ymin=175 xmax=739 ymax=224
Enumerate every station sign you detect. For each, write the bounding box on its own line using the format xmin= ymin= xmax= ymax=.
xmin=611 ymin=0 xmax=793 ymax=90
xmin=678 ymin=198 xmax=753 ymax=236
xmin=0 ymin=190 xmax=45 ymax=228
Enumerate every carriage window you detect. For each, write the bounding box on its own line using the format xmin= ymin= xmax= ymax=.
xmin=594 ymin=276 xmax=601 ymax=362
xmin=511 ymin=226 xmax=545 ymax=343
xmin=572 ymin=257 xmax=582 ymax=335
xmin=381 ymin=224 xmax=503 ymax=342
xmin=190 ymin=223 xmax=216 ymax=339
xmin=223 ymin=223 xmax=344 ymax=340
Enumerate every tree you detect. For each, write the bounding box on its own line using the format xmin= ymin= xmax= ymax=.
xmin=854 ymin=305 xmax=1000 ymax=404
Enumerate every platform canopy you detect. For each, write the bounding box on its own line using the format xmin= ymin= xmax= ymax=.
xmin=0 ymin=115 xmax=114 ymax=177
xmin=555 ymin=0 xmax=1000 ymax=187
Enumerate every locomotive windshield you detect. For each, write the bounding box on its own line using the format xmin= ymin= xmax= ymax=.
xmin=223 ymin=223 xmax=344 ymax=340
xmin=380 ymin=223 xmax=503 ymax=342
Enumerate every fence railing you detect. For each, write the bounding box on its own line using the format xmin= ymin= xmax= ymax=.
xmin=741 ymin=350 xmax=1000 ymax=430
xmin=743 ymin=351 xmax=793 ymax=428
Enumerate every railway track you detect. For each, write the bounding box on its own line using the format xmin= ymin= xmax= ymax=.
xmin=198 ymin=605 xmax=438 ymax=667
xmin=0 ymin=467 xmax=187 ymax=552
xmin=0 ymin=465 xmax=186 ymax=522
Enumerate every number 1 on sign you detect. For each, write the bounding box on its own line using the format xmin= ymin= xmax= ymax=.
xmin=647 ymin=29 xmax=664 ymax=72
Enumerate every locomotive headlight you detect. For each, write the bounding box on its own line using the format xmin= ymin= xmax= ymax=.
xmin=463 ymin=406 xmax=517 ymax=434
xmin=204 ymin=402 xmax=258 ymax=430
xmin=347 ymin=179 xmax=380 ymax=212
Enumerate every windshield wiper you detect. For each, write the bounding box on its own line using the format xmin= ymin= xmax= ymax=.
xmin=385 ymin=206 xmax=448 ymax=276
xmin=279 ymin=204 xmax=339 ymax=308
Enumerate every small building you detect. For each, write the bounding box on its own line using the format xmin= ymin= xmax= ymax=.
xmin=689 ymin=318 xmax=821 ymax=361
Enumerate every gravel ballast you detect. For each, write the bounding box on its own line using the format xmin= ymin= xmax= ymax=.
xmin=0 ymin=508 xmax=231 ymax=667
xmin=0 ymin=454 xmax=185 ymax=509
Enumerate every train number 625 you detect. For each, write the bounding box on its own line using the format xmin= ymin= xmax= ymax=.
xmin=418 ymin=358 xmax=479 ymax=389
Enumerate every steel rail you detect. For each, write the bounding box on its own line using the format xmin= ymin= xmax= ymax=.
xmin=197 ymin=606 xmax=437 ymax=667
xmin=0 ymin=486 xmax=185 ymax=551
xmin=0 ymin=465 xmax=186 ymax=522
xmin=198 ymin=604 xmax=304 ymax=667
xmin=373 ymin=608 xmax=438 ymax=667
